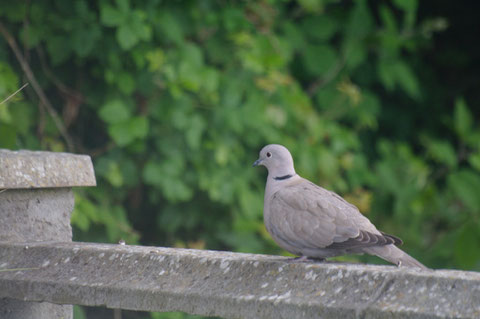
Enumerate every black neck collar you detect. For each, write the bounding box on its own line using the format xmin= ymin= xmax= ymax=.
xmin=274 ymin=174 xmax=294 ymax=181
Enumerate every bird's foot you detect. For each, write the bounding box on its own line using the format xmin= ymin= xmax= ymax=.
xmin=287 ymin=256 xmax=326 ymax=263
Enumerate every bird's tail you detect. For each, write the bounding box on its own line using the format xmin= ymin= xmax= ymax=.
xmin=364 ymin=245 xmax=428 ymax=270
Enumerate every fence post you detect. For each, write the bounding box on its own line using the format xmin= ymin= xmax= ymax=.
xmin=0 ymin=149 xmax=96 ymax=319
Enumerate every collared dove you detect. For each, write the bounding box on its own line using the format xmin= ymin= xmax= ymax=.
xmin=253 ymin=144 xmax=426 ymax=269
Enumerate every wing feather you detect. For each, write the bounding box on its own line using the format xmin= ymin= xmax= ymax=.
xmin=268 ymin=178 xmax=397 ymax=253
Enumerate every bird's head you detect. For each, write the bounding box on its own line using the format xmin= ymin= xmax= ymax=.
xmin=253 ymin=144 xmax=296 ymax=178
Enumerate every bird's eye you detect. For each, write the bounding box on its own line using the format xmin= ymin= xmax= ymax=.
xmin=266 ymin=152 xmax=272 ymax=158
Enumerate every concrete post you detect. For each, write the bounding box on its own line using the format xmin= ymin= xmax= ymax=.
xmin=0 ymin=149 xmax=96 ymax=319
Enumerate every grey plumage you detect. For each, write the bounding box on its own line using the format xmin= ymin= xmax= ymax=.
xmin=253 ymin=144 xmax=426 ymax=269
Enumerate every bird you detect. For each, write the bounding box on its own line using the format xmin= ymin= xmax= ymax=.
xmin=253 ymin=144 xmax=427 ymax=269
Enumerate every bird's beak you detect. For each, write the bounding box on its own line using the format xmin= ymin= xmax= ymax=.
xmin=252 ymin=158 xmax=262 ymax=167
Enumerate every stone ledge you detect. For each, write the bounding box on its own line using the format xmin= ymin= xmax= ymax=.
xmin=0 ymin=242 xmax=479 ymax=318
xmin=0 ymin=149 xmax=96 ymax=188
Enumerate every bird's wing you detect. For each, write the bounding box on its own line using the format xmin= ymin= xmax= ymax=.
xmin=268 ymin=178 xmax=397 ymax=251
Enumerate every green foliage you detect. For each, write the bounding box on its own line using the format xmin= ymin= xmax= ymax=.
xmin=454 ymin=98 xmax=473 ymax=140
xmin=1 ymin=1 xmax=480 ymax=316
xmin=73 ymin=306 xmax=87 ymax=319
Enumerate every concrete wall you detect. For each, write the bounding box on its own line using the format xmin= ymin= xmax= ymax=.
xmin=0 ymin=241 xmax=479 ymax=318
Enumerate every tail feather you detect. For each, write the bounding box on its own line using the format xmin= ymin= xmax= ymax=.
xmin=364 ymin=245 xmax=428 ymax=270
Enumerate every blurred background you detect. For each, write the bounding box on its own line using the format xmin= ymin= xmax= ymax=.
xmin=1 ymin=0 xmax=479 ymax=318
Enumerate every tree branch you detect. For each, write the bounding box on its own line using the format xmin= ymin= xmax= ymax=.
xmin=0 ymin=82 xmax=29 ymax=105
xmin=0 ymin=20 xmax=74 ymax=151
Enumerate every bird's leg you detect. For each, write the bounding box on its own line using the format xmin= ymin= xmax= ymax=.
xmin=287 ymin=256 xmax=326 ymax=263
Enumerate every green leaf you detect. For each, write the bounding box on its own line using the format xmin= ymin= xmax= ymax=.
xmin=105 ymin=162 xmax=124 ymax=187
xmin=378 ymin=59 xmax=395 ymax=91
xmin=157 ymin=11 xmax=184 ymax=44
xmin=71 ymin=193 xmax=101 ymax=231
xmin=448 ymin=170 xmax=480 ymax=212
xmin=130 ymin=11 xmax=152 ymax=41
xmin=0 ymin=62 xmax=20 ymax=100
xmin=9 ymin=102 xmax=34 ymax=134
xmin=108 ymin=116 xmax=148 ymax=146
xmin=282 ymin=22 xmax=305 ymax=51
xmin=426 ymin=140 xmax=457 ymax=168
xmin=73 ymin=306 xmax=87 ymax=319
xmin=20 ymin=26 xmax=42 ymax=48
xmin=317 ymin=149 xmax=340 ymax=179
xmin=127 ymin=116 xmax=149 ymax=139
xmin=95 ymin=157 xmax=125 ymax=187
xmin=298 ymin=0 xmax=324 ymax=13
xmin=453 ymin=98 xmax=472 ymax=139
xmin=142 ymin=161 xmax=163 ymax=187
xmin=0 ymin=124 xmax=16 ymax=149
xmin=146 ymin=49 xmax=165 ymax=72
xmin=46 ymin=36 xmax=72 ymax=65
xmin=185 ymin=115 xmax=206 ymax=149
xmin=117 ymin=72 xmax=136 ymax=94
xmin=379 ymin=5 xmax=398 ymax=33
xmin=71 ymin=206 xmax=90 ymax=232
xmin=180 ymin=43 xmax=204 ymax=67
xmin=222 ymin=7 xmax=248 ymax=32
xmin=378 ymin=59 xmax=420 ymax=99
xmin=393 ymin=61 xmax=420 ymax=99
xmin=393 ymin=0 xmax=418 ymax=12
xmin=346 ymin=0 xmax=373 ymax=40
xmin=178 ymin=62 xmax=201 ymax=92
xmin=143 ymin=160 xmax=192 ymax=202
xmin=454 ymin=223 xmax=480 ymax=269
xmin=468 ymin=152 xmax=480 ymax=172
xmin=117 ymin=24 xmax=139 ymax=49
xmin=393 ymin=0 xmax=418 ymax=28
xmin=119 ymin=158 xmax=139 ymax=186
xmin=342 ymin=0 xmax=372 ymax=69
xmin=100 ymin=4 xmax=124 ymax=27
xmin=302 ymin=16 xmax=337 ymax=40
xmin=343 ymin=41 xmax=367 ymax=69
xmin=0 ymin=104 xmax=12 ymax=123
xmin=0 ymin=3 xmax=27 ymax=22
xmin=115 ymin=0 xmax=130 ymax=13
xmin=303 ymin=44 xmax=337 ymax=75
xmin=354 ymin=91 xmax=380 ymax=129
xmin=108 ymin=123 xmax=133 ymax=146
xmin=99 ymin=99 xmax=131 ymax=124
xmin=201 ymin=68 xmax=219 ymax=93
xmin=72 ymin=25 xmax=101 ymax=57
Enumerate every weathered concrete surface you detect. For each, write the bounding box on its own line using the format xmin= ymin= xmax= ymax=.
xmin=0 ymin=149 xmax=96 ymax=318
xmin=0 ymin=298 xmax=72 ymax=319
xmin=0 ymin=188 xmax=75 ymax=318
xmin=0 ymin=149 xmax=96 ymax=188
xmin=0 ymin=189 xmax=74 ymax=242
xmin=0 ymin=242 xmax=478 ymax=319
